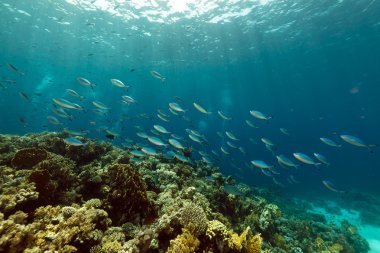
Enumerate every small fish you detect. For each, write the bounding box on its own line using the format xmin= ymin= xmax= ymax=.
xmin=93 ymin=101 xmax=110 ymax=110
xmin=261 ymin=138 xmax=274 ymax=146
xmin=189 ymin=134 xmax=202 ymax=143
xmin=63 ymin=137 xmax=85 ymax=146
xmin=225 ymin=131 xmax=239 ymax=141
xmin=169 ymin=102 xmax=186 ymax=113
xmin=220 ymin=146 xmax=230 ymax=155
xmin=251 ymin=160 xmax=274 ymax=169
xmin=217 ymin=111 xmax=232 ymax=120
xmin=141 ymin=147 xmax=158 ymax=156
xmin=250 ymin=110 xmax=271 ymax=120
xmin=280 ymin=128 xmax=290 ymax=136
xmin=136 ymin=132 xmax=149 ymax=139
xmin=193 ymin=102 xmax=212 ymax=115
xmin=77 ymin=77 xmax=95 ymax=87
xmin=313 ymin=153 xmax=330 ymax=166
xmin=147 ymin=136 xmax=167 ymax=146
xmin=52 ymin=108 xmax=72 ymax=119
xmin=340 ymin=135 xmax=378 ymax=152
xmin=121 ymin=95 xmax=137 ymax=104
xmin=110 ymin=79 xmax=129 ymax=90
xmin=276 ymin=155 xmax=299 ymax=169
xmin=52 ymin=98 xmax=77 ymax=109
xmin=174 ymin=154 xmax=190 ymax=163
xmin=226 ymin=141 xmax=238 ymax=149
xmin=6 ymin=63 xmax=24 ymax=75
xmin=157 ymin=113 xmax=170 ymax=122
xmin=130 ymin=150 xmax=145 ymax=157
xmin=154 ymin=124 xmax=170 ymax=134
xmin=265 ymin=144 xmax=276 ymax=156
xmin=150 ymin=70 xmax=166 ymax=82
xmin=322 ymin=180 xmax=344 ymax=193
xmin=18 ymin=92 xmax=30 ymax=101
xmin=169 ymin=138 xmax=184 ymax=149
xmin=320 ymin=137 xmax=342 ymax=147
xmin=47 ymin=116 xmax=62 ymax=125
xmin=66 ymin=89 xmax=84 ymax=100
xmin=245 ymin=120 xmax=259 ymax=128
xmin=293 ymin=153 xmax=320 ymax=167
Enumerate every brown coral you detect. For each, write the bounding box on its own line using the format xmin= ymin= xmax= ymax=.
xmin=11 ymin=148 xmax=47 ymax=169
xmin=106 ymin=163 xmax=156 ymax=224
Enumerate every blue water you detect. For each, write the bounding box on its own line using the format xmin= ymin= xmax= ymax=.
xmin=1 ymin=0 xmax=380 ymax=198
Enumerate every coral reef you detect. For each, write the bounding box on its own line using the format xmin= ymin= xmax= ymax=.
xmin=0 ymin=132 xmax=371 ymax=253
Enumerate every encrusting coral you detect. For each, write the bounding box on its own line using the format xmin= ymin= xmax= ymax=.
xmin=0 ymin=132 xmax=371 ymax=253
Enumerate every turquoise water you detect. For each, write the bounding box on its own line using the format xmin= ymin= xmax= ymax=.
xmin=1 ymin=0 xmax=380 ymax=238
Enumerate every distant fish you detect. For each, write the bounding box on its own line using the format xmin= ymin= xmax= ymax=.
xmin=340 ymin=135 xmax=378 ymax=152
xmin=121 ymin=95 xmax=137 ymax=104
xmin=250 ymin=110 xmax=271 ymax=120
xmin=154 ymin=124 xmax=170 ymax=134
xmin=313 ymin=153 xmax=330 ymax=166
xmin=265 ymin=144 xmax=276 ymax=156
xmin=52 ymin=107 xmax=72 ymax=119
xmin=136 ymin=132 xmax=149 ymax=139
xmin=276 ymin=155 xmax=299 ymax=169
xmin=6 ymin=63 xmax=24 ymax=75
xmin=150 ymin=70 xmax=166 ymax=82
xmin=52 ymin=98 xmax=77 ymax=109
xmin=189 ymin=134 xmax=202 ymax=143
xmin=66 ymin=89 xmax=84 ymax=100
xmin=193 ymin=102 xmax=212 ymax=115
xmin=293 ymin=153 xmax=320 ymax=167
xmin=169 ymin=102 xmax=186 ymax=113
xmin=280 ymin=128 xmax=290 ymax=136
xmin=251 ymin=160 xmax=273 ymax=169
xmin=245 ymin=120 xmax=259 ymax=128
xmin=225 ymin=131 xmax=239 ymax=141
xmin=77 ymin=77 xmax=95 ymax=87
xmin=18 ymin=92 xmax=30 ymax=101
xmin=261 ymin=138 xmax=274 ymax=146
xmin=147 ymin=136 xmax=166 ymax=146
xmin=322 ymin=180 xmax=344 ymax=193
xmin=92 ymin=101 xmax=109 ymax=110
xmin=217 ymin=111 xmax=232 ymax=120
xmin=157 ymin=113 xmax=170 ymax=122
xmin=47 ymin=116 xmax=62 ymax=125
xmin=220 ymin=146 xmax=230 ymax=155
xmin=169 ymin=138 xmax=184 ymax=149
xmin=226 ymin=141 xmax=238 ymax=149
xmin=110 ymin=79 xmax=129 ymax=90
xmin=320 ymin=137 xmax=342 ymax=147
xmin=63 ymin=137 xmax=85 ymax=146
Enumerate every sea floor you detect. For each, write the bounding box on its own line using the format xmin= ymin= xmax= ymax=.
xmin=306 ymin=200 xmax=380 ymax=253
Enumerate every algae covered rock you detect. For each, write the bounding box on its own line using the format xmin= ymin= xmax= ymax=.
xmin=11 ymin=148 xmax=47 ymax=169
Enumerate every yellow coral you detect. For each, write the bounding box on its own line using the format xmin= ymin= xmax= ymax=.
xmin=167 ymin=228 xmax=200 ymax=253
xmin=243 ymin=233 xmax=262 ymax=253
xmin=228 ymin=226 xmax=250 ymax=250
xmin=328 ymin=243 xmax=343 ymax=253
xmin=315 ymin=237 xmax=325 ymax=249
